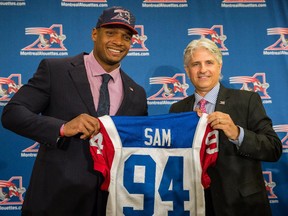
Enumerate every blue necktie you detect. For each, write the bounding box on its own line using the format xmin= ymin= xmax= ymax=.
xmin=97 ymin=74 xmax=111 ymax=116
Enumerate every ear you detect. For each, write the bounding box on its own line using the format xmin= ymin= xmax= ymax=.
xmin=218 ymin=63 xmax=223 ymax=75
xmin=184 ymin=66 xmax=190 ymax=79
xmin=91 ymin=28 xmax=98 ymax=42
xmin=219 ymin=63 xmax=223 ymax=70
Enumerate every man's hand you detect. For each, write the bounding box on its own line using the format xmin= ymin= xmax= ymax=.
xmin=62 ymin=114 xmax=100 ymax=140
xmin=195 ymin=108 xmax=204 ymax=117
xmin=207 ymin=111 xmax=240 ymax=141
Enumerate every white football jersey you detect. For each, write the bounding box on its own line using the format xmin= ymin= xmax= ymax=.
xmin=90 ymin=112 xmax=218 ymax=216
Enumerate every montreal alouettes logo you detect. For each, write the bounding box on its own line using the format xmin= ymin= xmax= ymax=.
xmin=263 ymin=171 xmax=277 ymax=199
xmin=229 ymin=73 xmax=270 ymax=99
xmin=21 ymin=142 xmax=39 ymax=158
xmin=265 ymin=27 xmax=288 ymax=50
xmin=147 ymin=73 xmax=189 ymax=100
xmin=0 ymin=177 xmax=26 ymax=205
xmin=0 ymin=74 xmax=22 ymax=106
xmin=130 ymin=25 xmax=148 ymax=52
xmin=22 ymin=24 xmax=66 ymax=51
xmin=273 ymin=124 xmax=288 ymax=149
xmin=111 ymin=8 xmax=132 ymax=24
xmin=188 ymin=25 xmax=228 ymax=51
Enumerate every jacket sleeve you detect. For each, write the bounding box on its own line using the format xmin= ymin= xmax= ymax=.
xmin=237 ymin=92 xmax=282 ymax=162
xmin=1 ymin=59 xmax=65 ymax=148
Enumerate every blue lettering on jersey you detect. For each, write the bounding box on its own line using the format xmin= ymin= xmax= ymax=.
xmin=123 ymin=154 xmax=190 ymax=215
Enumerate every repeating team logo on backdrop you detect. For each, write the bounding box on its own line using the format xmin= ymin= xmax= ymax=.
xmin=273 ymin=124 xmax=288 ymax=153
xmin=147 ymin=73 xmax=189 ymax=105
xmin=21 ymin=142 xmax=39 ymax=158
xmin=61 ymin=0 xmax=108 ymax=7
xmin=229 ymin=72 xmax=272 ymax=104
xmin=0 ymin=176 xmax=25 ymax=209
xmin=142 ymin=0 xmax=188 ymax=8
xmin=0 ymin=0 xmax=25 ymax=6
xmin=20 ymin=24 xmax=68 ymax=56
xmin=221 ymin=0 xmax=266 ymax=8
xmin=264 ymin=27 xmax=288 ymax=55
xmin=263 ymin=171 xmax=279 ymax=204
xmin=0 ymin=74 xmax=22 ymax=106
xmin=128 ymin=25 xmax=149 ymax=56
xmin=188 ymin=25 xmax=229 ymax=55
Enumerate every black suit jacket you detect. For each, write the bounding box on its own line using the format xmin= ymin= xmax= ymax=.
xmin=1 ymin=53 xmax=148 ymax=216
xmin=169 ymin=84 xmax=282 ymax=216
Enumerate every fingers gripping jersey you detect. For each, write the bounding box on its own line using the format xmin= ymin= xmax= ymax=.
xmin=89 ymin=112 xmax=218 ymax=216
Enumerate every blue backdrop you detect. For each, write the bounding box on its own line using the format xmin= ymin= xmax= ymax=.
xmin=0 ymin=0 xmax=287 ymax=215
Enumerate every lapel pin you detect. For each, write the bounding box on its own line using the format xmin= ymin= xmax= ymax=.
xmin=219 ymin=100 xmax=225 ymax=105
xmin=129 ymin=87 xmax=134 ymax=91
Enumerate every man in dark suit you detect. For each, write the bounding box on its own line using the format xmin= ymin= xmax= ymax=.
xmin=1 ymin=6 xmax=147 ymax=216
xmin=169 ymin=38 xmax=282 ymax=216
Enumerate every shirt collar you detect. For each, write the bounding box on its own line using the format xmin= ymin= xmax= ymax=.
xmin=86 ymin=51 xmax=121 ymax=82
xmin=195 ymin=82 xmax=220 ymax=105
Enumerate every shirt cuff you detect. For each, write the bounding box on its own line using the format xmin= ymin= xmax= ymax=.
xmin=59 ymin=124 xmax=65 ymax=137
xmin=229 ymin=126 xmax=244 ymax=147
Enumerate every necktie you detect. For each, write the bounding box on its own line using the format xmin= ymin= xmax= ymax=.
xmin=199 ymin=98 xmax=207 ymax=113
xmin=97 ymin=74 xmax=111 ymax=116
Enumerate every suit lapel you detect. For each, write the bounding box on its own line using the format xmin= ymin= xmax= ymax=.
xmin=116 ymin=71 xmax=134 ymax=115
xmin=68 ymin=53 xmax=97 ymax=117
xmin=215 ymin=84 xmax=230 ymax=113
xmin=186 ymin=95 xmax=195 ymax=111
